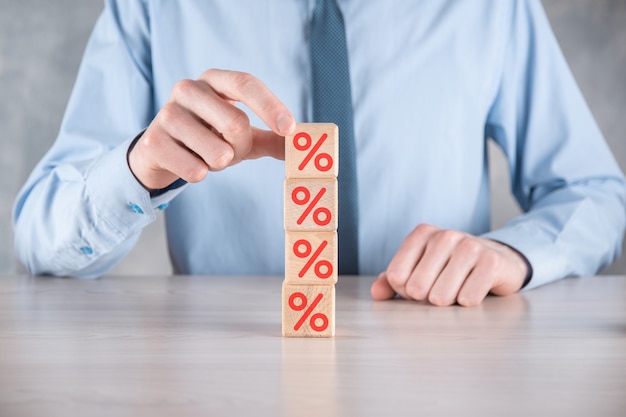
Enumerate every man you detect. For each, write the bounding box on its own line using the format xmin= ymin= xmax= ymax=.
xmin=13 ymin=0 xmax=625 ymax=306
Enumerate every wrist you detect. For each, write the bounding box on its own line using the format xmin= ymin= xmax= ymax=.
xmin=489 ymin=239 xmax=533 ymax=295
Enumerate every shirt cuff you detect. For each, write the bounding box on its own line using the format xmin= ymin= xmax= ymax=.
xmin=84 ymin=136 xmax=157 ymax=234
xmin=52 ymin=134 xmax=185 ymax=276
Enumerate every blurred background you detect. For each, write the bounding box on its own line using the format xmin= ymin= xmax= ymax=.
xmin=1 ymin=0 xmax=624 ymax=276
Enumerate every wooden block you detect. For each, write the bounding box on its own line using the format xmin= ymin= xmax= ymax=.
xmin=282 ymin=282 xmax=335 ymax=337
xmin=285 ymin=123 xmax=338 ymax=179
xmin=284 ymin=178 xmax=337 ymax=232
xmin=285 ymin=231 xmax=337 ymax=285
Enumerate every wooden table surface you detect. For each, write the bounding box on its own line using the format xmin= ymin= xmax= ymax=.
xmin=0 ymin=274 xmax=624 ymax=417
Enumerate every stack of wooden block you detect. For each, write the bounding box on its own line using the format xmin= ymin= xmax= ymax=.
xmin=282 ymin=123 xmax=338 ymax=337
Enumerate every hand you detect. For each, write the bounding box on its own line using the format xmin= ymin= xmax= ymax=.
xmin=370 ymin=224 xmax=528 ymax=306
xmin=128 ymin=69 xmax=296 ymax=190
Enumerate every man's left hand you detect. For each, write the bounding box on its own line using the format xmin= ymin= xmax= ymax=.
xmin=370 ymin=224 xmax=529 ymax=306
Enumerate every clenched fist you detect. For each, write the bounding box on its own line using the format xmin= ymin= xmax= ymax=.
xmin=371 ymin=224 xmax=529 ymax=306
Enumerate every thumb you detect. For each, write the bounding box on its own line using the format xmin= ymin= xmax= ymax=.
xmin=370 ymin=272 xmax=397 ymax=300
xmin=246 ymin=127 xmax=285 ymax=161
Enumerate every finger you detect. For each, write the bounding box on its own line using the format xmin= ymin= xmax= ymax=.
xmin=157 ymin=103 xmax=235 ymax=171
xmin=456 ymin=253 xmax=498 ymax=307
xmin=405 ymin=229 xmax=463 ymax=301
xmin=385 ymin=224 xmax=439 ymax=299
xmin=370 ymin=272 xmax=397 ymax=300
xmin=171 ymin=79 xmax=252 ymax=163
xmin=426 ymin=237 xmax=481 ymax=306
xmin=245 ymin=127 xmax=285 ymax=160
xmin=487 ymin=241 xmax=529 ymax=296
xmin=200 ymin=69 xmax=296 ymax=136
xmin=135 ymin=126 xmax=210 ymax=187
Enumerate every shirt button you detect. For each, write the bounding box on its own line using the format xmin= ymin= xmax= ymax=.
xmin=80 ymin=246 xmax=93 ymax=255
xmin=128 ymin=202 xmax=144 ymax=214
xmin=156 ymin=202 xmax=170 ymax=211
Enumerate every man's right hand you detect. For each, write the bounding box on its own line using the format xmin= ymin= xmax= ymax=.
xmin=128 ymin=69 xmax=296 ymax=191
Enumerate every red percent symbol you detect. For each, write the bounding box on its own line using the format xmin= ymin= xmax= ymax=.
xmin=294 ymin=132 xmax=333 ymax=172
xmin=293 ymin=239 xmax=333 ymax=279
xmin=288 ymin=292 xmax=329 ymax=332
xmin=291 ymin=186 xmax=331 ymax=226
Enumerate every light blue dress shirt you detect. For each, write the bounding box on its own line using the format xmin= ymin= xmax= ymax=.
xmin=13 ymin=0 xmax=626 ymax=289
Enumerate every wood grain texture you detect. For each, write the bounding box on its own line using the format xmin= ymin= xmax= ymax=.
xmin=284 ymin=178 xmax=337 ymax=232
xmin=285 ymin=231 xmax=337 ymax=285
xmin=282 ymin=281 xmax=335 ymax=337
xmin=285 ymin=123 xmax=338 ymax=179
xmin=0 ymin=274 xmax=625 ymax=417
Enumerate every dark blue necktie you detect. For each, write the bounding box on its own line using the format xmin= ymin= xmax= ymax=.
xmin=310 ymin=0 xmax=359 ymax=275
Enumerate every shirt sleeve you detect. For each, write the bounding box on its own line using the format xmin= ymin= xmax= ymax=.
xmin=482 ymin=0 xmax=626 ymax=289
xmin=12 ymin=0 xmax=182 ymax=278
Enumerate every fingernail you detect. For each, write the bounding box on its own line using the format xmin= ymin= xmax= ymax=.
xmin=277 ymin=113 xmax=295 ymax=135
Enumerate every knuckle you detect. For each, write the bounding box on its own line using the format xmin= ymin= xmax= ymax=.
xmin=209 ymin=148 xmax=235 ymax=171
xmin=428 ymin=291 xmax=453 ymax=307
xmin=434 ymin=229 xmax=461 ymax=247
xmin=385 ymin=268 xmax=405 ymax=288
xmin=137 ymin=129 xmax=165 ymax=156
xmin=457 ymin=294 xmax=480 ymax=307
xmin=202 ymin=68 xmax=219 ymax=79
xmin=457 ymin=237 xmax=482 ymax=256
xmin=137 ymin=130 xmax=156 ymax=151
xmin=223 ymin=111 xmax=250 ymax=137
xmin=413 ymin=223 xmax=437 ymax=236
xmin=405 ymin=280 xmax=429 ymax=301
xmin=406 ymin=223 xmax=437 ymax=245
xmin=171 ymin=79 xmax=197 ymax=100
xmin=479 ymin=250 xmax=501 ymax=269
xmin=183 ymin=164 xmax=209 ymax=183
xmin=157 ymin=103 xmax=182 ymax=127
xmin=232 ymin=71 xmax=256 ymax=94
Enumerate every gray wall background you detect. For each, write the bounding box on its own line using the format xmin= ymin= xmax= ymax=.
xmin=1 ymin=0 xmax=624 ymax=276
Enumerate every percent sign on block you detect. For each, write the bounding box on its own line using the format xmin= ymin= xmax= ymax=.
xmin=284 ymin=178 xmax=337 ymax=231
xmin=285 ymin=123 xmax=338 ymax=179
xmin=285 ymin=231 xmax=338 ymax=284
xmin=282 ymin=283 xmax=335 ymax=337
